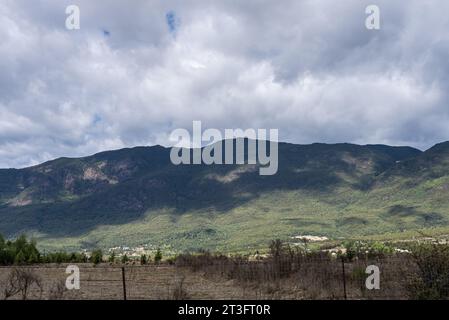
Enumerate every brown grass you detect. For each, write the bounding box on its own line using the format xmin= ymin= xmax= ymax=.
xmin=2 ymin=243 xmax=449 ymax=300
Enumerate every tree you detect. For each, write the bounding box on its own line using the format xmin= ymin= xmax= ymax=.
xmin=4 ymin=268 xmax=43 ymax=300
xmin=121 ymin=254 xmax=129 ymax=264
xmin=15 ymin=235 xmax=28 ymax=253
xmin=140 ymin=254 xmax=148 ymax=265
xmin=28 ymin=251 xmax=40 ymax=264
xmin=154 ymin=249 xmax=162 ymax=264
xmin=108 ymin=251 xmax=116 ymax=263
xmin=27 ymin=240 xmax=40 ymax=263
xmin=0 ymin=234 xmax=5 ymax=248
xmin=90 ymin=249 xmax=103 ymax=265
xmin=79 ymin=252 xmax=88 ymax=263
xmin=14 ymin=251 xmax=26 ymax=265
xmin=269 ymin=239 xmax=283 ymax=259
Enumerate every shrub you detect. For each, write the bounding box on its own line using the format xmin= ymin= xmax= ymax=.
xmin=343 ymin=241 xmax=393 ymax=261
xmin=3 ymin=268 xmax=43 ymax=300
xmin=108 ymin=251 xmax=116 ymax=263
xmin=90 ymin=249 xmax=103 ymax=265
xmin=407 ymin=243 xmax=449 ymax=299
xmin=121 ymin=254 xmax=129 ymax=264
xmin=154 ymin=249 xmax=162 ymax=264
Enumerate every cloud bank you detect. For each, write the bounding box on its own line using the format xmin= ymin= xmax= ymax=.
xmin=1 ymin=0 xmax=449 ymax=168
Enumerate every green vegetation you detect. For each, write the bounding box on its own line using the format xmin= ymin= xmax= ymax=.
xmin=154 ymin=248 xmax=162 ymax=264
xmin=41 ymin=251 xmax=88 ymax=264
xmin=90 ymin=249 xmax=103 ymax=265
xmin=2 ymin=238 xmax=449 ymax=300
xmin=0 ymin=234 xmax=99 ymax=265
xmin=121 ymin=254 xmax=129 ymax=264
xmin=343 ymin=240 xmax=394 ymax=261
xmin=108 ymin=251 xmax=116 ymax=263
xmin=140 ymin=254 xmax=148 ymax=265
xmin=174 ymin=240 xmax=449 ymax=300
xmin=0 ymin=234 xmax=40 ymax=265
xmin=1 ymin=141 xmax=449 ymax=252
xmin=407 ymin=243 xmax=449 ymax=299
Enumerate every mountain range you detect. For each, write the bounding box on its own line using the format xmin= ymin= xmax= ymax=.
xmin=1 ymin=139 xmax=449 ymax=252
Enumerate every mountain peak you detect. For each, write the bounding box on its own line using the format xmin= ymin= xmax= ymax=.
xmin=426 ymin=141 xmax=449 ymax=154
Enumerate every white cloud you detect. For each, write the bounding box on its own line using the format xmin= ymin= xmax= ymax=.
xmin=1 ymin=0 xmax=449 ymax=168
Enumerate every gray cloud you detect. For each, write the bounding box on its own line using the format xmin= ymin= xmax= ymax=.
xmin=1 ymin=0 xmax=449 ymax=168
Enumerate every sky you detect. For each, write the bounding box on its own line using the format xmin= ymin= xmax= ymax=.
xmin=1 ymin=0 xmax=449 ymax=168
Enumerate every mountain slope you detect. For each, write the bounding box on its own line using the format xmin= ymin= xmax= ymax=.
xmin=3 ymin=140 xmax=449 ymax=252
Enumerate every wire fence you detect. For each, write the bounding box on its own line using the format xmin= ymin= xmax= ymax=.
xmin=0 ymin=255 xmax=418 ymax=300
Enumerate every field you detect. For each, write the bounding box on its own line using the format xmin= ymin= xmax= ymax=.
xmin=3 ymin=230 xmax=449 ymax=300
xmin=0 ymin=264 xmax=261 ymax=300
xmin=0 ymin=254 xmax=422 ymax=300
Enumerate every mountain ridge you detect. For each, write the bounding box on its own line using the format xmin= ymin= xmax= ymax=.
xmin=1 ymin=139 xmax=448 ymax=252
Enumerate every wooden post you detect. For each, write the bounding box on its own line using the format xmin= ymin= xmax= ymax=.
xmin=341 ymin=257 xmax=347 ymax=300
xmin=121 ymin=267 xmax=127 ymax=300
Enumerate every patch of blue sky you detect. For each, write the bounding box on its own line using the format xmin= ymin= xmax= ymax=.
xmin=166 ymin=11 xmax=180 ymax=36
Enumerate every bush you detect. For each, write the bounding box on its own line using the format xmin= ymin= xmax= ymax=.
xmin=3 ymin=268 xmax=43 ymax=300
xmin=343 ymin=241 xmax=393 ymax=261
xmin=121 ymin=254 xmax=129 ymax=264
xmin=154 ymin=249 xmax=162 ymax=264
xmin=108 ymin=251 xmax=116 ymax=263
xmin=169 ymin=275 xmax=189 ymax=300
xmin=90 ymin=249 xmax=103 ymax=265
xmin=407 ymin=243 xmax=449 ymax=299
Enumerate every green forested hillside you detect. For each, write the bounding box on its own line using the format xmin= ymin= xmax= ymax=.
xmin=2 ymin=140 xmax=449 ymax=252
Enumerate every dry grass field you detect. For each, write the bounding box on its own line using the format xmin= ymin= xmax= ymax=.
xmin=0 ymin=257 xmax=413 ymax=300
xmin=0 ymin=264 xmax=302 ymax=300
xmin=2 ymin=241 xmax=448 ymax=300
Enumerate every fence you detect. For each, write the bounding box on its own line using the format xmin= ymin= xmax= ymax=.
xmin=0 ymin=255 xmax=417 ymax=300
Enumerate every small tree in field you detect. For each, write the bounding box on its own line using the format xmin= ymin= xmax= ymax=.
xmin=140 ymin=254 xmax=148 ymax=265
xmin=90 ymin=249 xmax=103 ymax=265
xmin=3 ymin=268 xmax=42 ymax=300
xmin=108 ymin=251 xmax=116 ymax=263
xmin=154 ymin=249 xmax=162 ymax=264
xmin=121 ymin=254 xmax=129 ymax=264
xmin=14 ymin=251 xmax=26 ymax=265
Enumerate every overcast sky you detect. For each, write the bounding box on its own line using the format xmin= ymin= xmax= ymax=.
xmin=1 ymin=0 xmax=449 ymax=168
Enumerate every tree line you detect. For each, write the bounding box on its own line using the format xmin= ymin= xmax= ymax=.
xmin=0 ymin=234 xmax=163 ymax=266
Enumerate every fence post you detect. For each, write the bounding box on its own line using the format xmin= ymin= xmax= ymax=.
xmin=341 ymin=257 xmax=347 ymax=300
xmin=121 ymin=266 xmax=127 ymax=300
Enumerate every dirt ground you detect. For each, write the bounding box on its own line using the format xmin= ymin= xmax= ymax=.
xmin=0 ymin=253 xmax=414 ymax=300
xmin=0 ymin=264 xmax=307 ymax=300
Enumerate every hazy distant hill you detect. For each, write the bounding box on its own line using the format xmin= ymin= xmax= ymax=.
xmin=4 ymin=139 xmax=449 ymax=252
